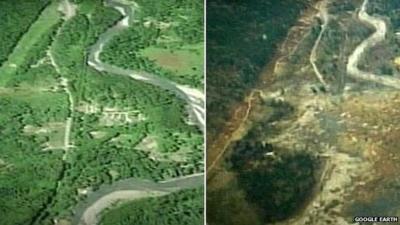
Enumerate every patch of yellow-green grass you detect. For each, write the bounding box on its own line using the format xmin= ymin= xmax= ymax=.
xmin=0 ymin=1 xmax=61 ymax=85
xmin=18 ymin=91 xmax=68 ymax=110
xmin=24 ymin=122 xmax=66 ymax=150
xmin=140 ymin=43 xmax=203 ymax=79
xmin=0 ymin=88 xmax=68 ymax=114
xmin=0 ymin=87 xmax=42 ymax=99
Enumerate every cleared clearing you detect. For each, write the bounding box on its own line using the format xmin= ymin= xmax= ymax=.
xmin=140 ymin=43 xmax=203 ymax=78
xmin=0 ymin=1 xmax=61 ymax=85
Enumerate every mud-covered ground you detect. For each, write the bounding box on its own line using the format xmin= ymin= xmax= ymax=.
xmin=207 ymin=0 xmax=400 ymax=224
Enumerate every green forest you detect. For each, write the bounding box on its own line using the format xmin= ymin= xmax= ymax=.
xmin=0 ymin=89 xmax=68 ymax=225
xmin=99 ymin=188 xmax=204 ymax=225
xmin=0 ymin=0 xmax=203 ymax=224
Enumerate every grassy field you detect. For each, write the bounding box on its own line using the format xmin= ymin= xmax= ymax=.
xmin=0 ymin=1 xmax=61 ymax=86
xmin=141 ymin=43 xmax=203 ymax=82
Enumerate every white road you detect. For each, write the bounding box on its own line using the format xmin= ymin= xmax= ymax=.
xmin=347 ymin=0 xmax=400 ymax=89
xmin=310 ymin=0 xmax=329 ymax=88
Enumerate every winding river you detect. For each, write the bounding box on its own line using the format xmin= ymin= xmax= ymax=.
xmin=72 ymin=1 xmax=205 ymax=224
xmin=88 ymin=0 xmax=205 ymax=130
xmin=347 ymin=0 xmax=400 ymax=89
xmin=73 ymin=174 xmax=203 ymax=225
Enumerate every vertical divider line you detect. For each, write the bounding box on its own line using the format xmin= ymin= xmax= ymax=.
xmin=203 ymin=0 xmax=207 ymax=223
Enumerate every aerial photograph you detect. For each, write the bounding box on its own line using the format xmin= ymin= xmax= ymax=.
xmin=207 ymin=0 xmax=400 ymax=224
xmin=0 ymin=0 xmax=204 ymax=225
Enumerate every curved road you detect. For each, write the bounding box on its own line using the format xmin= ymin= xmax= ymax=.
xmin=347 ymin=0 xmax=400 ymax=89
xmin=88 ymin=0 xmax=205 ymax=130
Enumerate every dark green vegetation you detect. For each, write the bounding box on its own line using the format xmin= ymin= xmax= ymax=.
xmin=0 ymin=0 xmax=203 ymax=224
xmin=0 ymin=0 xmax=50 ymax=65
xmin=99 ymin=188 xmax=204 ymax=225
xmin=367 ymin=0 xmax=400 ymax=27
xmin=100 ymin=0 xmax=204 ymax=87
xmin=230 ymin=143 xmax=318 ymax=223
xmin=207 ymin=96 xmax=320 ymax=225
xmin=208 ymin=117 xmax=320 ymax=225
xmin=0 ymin=87 xmax=67 ymax=225
xmin=206 ymin=0 xmax=313 ymax=138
